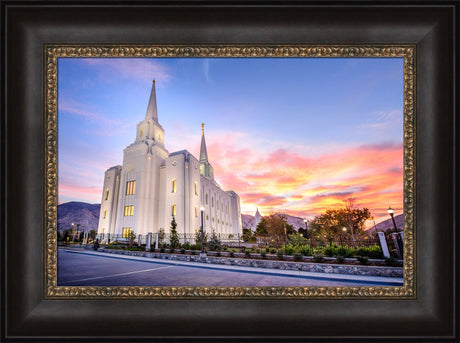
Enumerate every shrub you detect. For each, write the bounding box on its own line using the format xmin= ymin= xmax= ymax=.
xmin=384 ymin=257 xmax=399 ymax=267
xmin=216 ymin=251 xmax=221 ymax=257
xmin=356 ymin=256 xmax=369 ymax=265
xmin=294 ymin=253 xmax=303 ymax=261
xmin=355 ymin=245 xmax=383 ymax=259
xmin=270 ymin=248 xmax=277 ymax=254
xmin=299 ymin=245 xmax=313 ymax=256
xmin=277 ymin=251 xmax=284 ymax=259
xmin=284 ymin=246 xmax=294 ymax=255
xmin=169 ymin=248 xmax=175 ymax=253
xmin=180 ymin=248 xmax=185 ymax=254
xmin=323 ymin=244 xmax=336 ymax=257
xmin=229 ymin=251 xmax=234 ymax=258
xmin=313 ymin=254 xmax=324 ymax=262
xmin=207 ymin=230 xmax=222 ymax=251
xmin=336 ymin=245 xmax=354 ymax=258
xmin=191 ymin=250 xmax=196 ymax=255
xmin=245 ymin=250 xmax=251 ymax=258
xmin=260 ymin=251 xmax=267 ymax=259
xmin=195 ymin=243 xmax=202 ymax=251
xmin=182 ymin=241 xmax=191 ymax=250
xmin=160 ymin=247 xmax=165 ymax=253
xmin=335 ymin=255 xmax=345 ymax=264
xmin=265 ymin=247 xmax=270 ymax=253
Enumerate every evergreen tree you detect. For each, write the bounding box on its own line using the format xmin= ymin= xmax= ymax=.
xmin=169 ymin=216 xmax=180 ymax=248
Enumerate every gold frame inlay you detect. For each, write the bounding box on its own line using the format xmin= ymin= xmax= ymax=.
xmin=45 ymin=45 xmax=415 ymax=299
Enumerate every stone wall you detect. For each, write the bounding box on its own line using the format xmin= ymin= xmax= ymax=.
xmin=97 ymin=248 xmax=403 ymax=278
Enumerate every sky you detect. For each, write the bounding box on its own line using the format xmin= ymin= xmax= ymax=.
xmin=57 ymin=57 xmax=404 ymax=223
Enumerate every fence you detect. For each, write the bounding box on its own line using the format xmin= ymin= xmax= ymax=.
xmin=96 ymin=232 xmax=241 ymax=245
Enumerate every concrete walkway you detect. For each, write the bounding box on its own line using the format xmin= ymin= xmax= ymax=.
xmin=61 ymin=248 xmax=404 ymax=286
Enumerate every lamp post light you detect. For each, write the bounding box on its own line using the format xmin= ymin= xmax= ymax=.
xmin=303 ymin=218 xmax=309 ymax=239
xmin=387 ymin=206 xmax=398 ymax=232
xmin=200 ymin=206 xmax=205 ymax=254
xmin=71 ymin=223 xmax=75 ymax=242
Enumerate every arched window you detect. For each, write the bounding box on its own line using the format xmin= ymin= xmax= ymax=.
xmin=105 ymin=189 xmax=109 ymax=200
xmin=172 ymin=204 xmax=177 ymax=216
xmin=172 ymin=179 xmax=177 ymax=193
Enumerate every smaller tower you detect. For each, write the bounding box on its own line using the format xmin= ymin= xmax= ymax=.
xmin=199 ymin=123 xmax=214 ymax=180
xmin=254 ymin=208 xmax=262 ymax=231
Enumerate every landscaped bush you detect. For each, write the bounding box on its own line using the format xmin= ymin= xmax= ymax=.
xmin=284 ymin=246 xmax=294 ymax=255
xmin=169 ymin=248 xmax=175 ymax=253
xmin=335 ymin=255 xmax=345 ymax=264
xmin=313 ymin=254 xmax=324 ymax=262
xmin=356 ymin=256 xmax=369 ymax=265
xmin=245 ymin=250 xmax=251 ymax=258
xmin=335 ymin=245 xmax=354 ymax=258
xmin=323 ymin=244 xmax=336 ymax=257
xmin=160 ymin=247 xmax=165 ymax=253
xmin=355 ymin=245 xmax=383 ymax=259
xmin=299 ymin=245 xmax=313 ymax=256
xmin=180 ymin=248 xmax=185 ymax=254
xmin=191 ymin=250 xmax=196 ymax=255
xmin=384 ymin=257 xmax=400 ymax=267
xmin=182 ymin=242 xmax=191 ymax=250
xmin=229 ymin=251 xmax=235 ymax=258
xmin=216 ymin=251 xmax=221 ymax=257
xmin=294 ymin=253 xmax=303 ymax=261
xmin=260 ymin=251 xmax=267 ymax=259
xmin=270 ymin=248 xmax=277 ymax=254
xmin=277 ymin=251 xmax=284 ymax=259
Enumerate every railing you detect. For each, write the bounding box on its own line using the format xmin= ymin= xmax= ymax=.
xmin=96 ymin=232 xmax=241 ymax=245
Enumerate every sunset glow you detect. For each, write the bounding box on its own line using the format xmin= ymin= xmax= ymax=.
xmin=58 ymin=57 xmax=404 ymax=222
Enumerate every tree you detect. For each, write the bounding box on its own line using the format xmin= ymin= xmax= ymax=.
xmin=127 ymin=230 xmax=136 ymax=248
xmin=255 ymin=214 xmax=291 ymax=250
xmin=169 ymin=216 xmax=180 ymax=248
xmin=158 ymin=228 xmax=165 ymax=245
xmin=207 ymin=230 xmax=222 ymax=251
xmin=89 ymin=229 xmax=97 ymax=241
xmin=242 ymin=228 xmax=256 ymax=243
xmin=309 ymin=199 xmax=371 ymax=245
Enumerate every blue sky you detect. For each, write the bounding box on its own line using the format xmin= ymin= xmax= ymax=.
xmin=58 ymin=57 xmax=404 ymax=220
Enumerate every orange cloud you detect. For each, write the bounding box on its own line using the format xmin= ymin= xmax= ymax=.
xmin=206 ymin=136 xmax=403 ymax=222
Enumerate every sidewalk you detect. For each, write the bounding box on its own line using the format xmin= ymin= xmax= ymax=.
xmin=62 ymin=248 xmax=404 ymax=286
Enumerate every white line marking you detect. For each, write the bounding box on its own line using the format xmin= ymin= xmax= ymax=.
xmin=62 ymin=265 xmax=175 ymax=284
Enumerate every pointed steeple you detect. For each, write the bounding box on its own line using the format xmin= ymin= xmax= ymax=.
xmin=199 ymin=123 xmax=214 ymax=180
xmin=200 ymin=123 xmax=208 ymax=163
xmin=145 ymin=79 xmax=158 ymax=121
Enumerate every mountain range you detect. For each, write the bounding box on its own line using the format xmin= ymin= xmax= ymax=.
xmin=57 ymin=201 xmax=402 ymax=233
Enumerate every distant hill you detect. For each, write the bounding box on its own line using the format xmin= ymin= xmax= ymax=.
xmin=367 ymin=214 xmax=404 ymax=233
xmin=241 ymin=212 xmax=307 ymax=231
xmin=57 ymin=202 xmax=100 ymax=232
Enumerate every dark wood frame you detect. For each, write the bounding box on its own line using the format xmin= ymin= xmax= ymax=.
xmin=2 ymin=1 xmax=457 ymax=341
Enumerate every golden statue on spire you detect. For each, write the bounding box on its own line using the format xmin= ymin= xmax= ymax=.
xmin=201 ymin=123 xmax=205 ymax=133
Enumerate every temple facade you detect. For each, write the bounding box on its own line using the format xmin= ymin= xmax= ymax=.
xmin=97 ymin=81 xmax=242 ymax=242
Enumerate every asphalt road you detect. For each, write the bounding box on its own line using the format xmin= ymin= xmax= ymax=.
xmin=57 ymin=249 xmax=400 ymax=287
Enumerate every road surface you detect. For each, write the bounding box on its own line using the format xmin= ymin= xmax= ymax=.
xmin=57 ymin=249 xmax=403 ymax=287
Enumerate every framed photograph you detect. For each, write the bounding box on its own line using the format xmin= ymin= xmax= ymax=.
xmin=2 ymin=1 xmax=457 ymax=341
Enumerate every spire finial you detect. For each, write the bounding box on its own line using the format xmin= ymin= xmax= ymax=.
xmin=145 ymin=79 xmax=158 ymax=121
xmin=153 ymin=78 xmax=156 ymax=83
xmin=201 ymin=123 xmax=205 ymax=133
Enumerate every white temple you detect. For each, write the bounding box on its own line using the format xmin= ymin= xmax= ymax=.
xmin=97 ymin=80 xmax=242 ymax=242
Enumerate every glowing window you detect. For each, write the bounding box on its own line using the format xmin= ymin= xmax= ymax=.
xmin=126 ymin=180 xmax=136 ymax=195
xmin=103 ymin=210 xmax=107 ymax=219
xmin=206 ymin=215 xmax=209 ymax=220
xmin=212 ymin=197 xmax=214 ymax=207
xmin=122 ymin=227 xmax=132 ymax=238
xmin=195 ymin=207 xmax=198 ymax=217
xmin=194 ymin=182 xmax=198 ymax=195
xmin=102 ymin=228 xmax=105 ymax=233
xmin=124 ymin=205 xmax=134 ymax=216
xmin=206 ymin=193 xmax=208 ymax=204
xmin=140 ymin=128 xmax=143 ymax=137
xmin=172 ymin=179 xmax=177 ymax=193
xmin=172 ymin=204 xmax=177 ymax=216
xmin=105 ymin=189 xmax=109 ymax=200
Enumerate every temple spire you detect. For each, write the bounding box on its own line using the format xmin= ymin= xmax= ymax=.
xmin=200 ymin=123 xmax=208 ymax=163
xmin=199 ymin=123 xmax=214 ymax=180
xmin=145 ymin=79 xmax=158 ymax=121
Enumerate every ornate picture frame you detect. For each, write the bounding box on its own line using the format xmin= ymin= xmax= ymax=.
xmin=3 ymin=2 xmax=456 ymax=341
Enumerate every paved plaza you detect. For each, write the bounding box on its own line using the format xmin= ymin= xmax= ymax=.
xmin=57 ymin=249 xmax=403 ymax=287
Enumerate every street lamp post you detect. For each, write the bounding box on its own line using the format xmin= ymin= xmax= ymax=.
xmin=71 ymin=223 xmax=75 ymax=242
xmin=388 ymin=206 xmax=403 ymax=258
xmin=387 ymin=207 xmax=398 ymax=231
xmin=200 ymin=206 xmax=205 ymax=254
xmin=303 ymin=218 xmax=308 ymax=239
